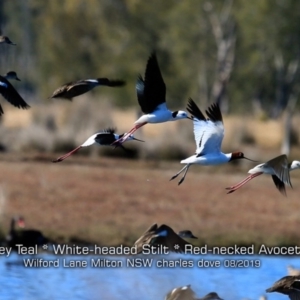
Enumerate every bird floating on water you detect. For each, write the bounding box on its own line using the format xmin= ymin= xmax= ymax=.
xmin=133 ymin=223 xmax=197 ymax=254
xmin=114 ymin=52 xmax=192 ymax=145
xmin=170 ymin=98 xmax=256 ymax=185
xmin=165 ymin=285 xmax=196 ymax=300
xmin=49 ymin=77 xmax=125 ymax=100
xmin=266 ymin=275 xmax=300 ymax=300
xmin=165 ymin=285 xmax=224 ymax=300
xmin=0 ymin=71 xmax=30 ymax=115
xmin=6 ymin=216 xmax=48 ymax=250
xmin=52 ymin=128 xmax=144 ymax=163
xmin=226 ymin=154 xmax=300 ymax=195
xmin=0 ymin=35 xmax=16 ymax=45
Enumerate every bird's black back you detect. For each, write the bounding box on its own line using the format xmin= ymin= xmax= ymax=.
xmin=94 ymin=128 xmax=116 ymax=145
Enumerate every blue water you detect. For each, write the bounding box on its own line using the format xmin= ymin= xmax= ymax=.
xmin=0 ymin=253 xmax=298 ymax=300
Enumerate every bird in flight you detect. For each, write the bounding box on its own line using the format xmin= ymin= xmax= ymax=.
xmin=170 ymin=99 xmax=256 ymax=185
xmin=0 ymin=71 xmax=30 ymax=115
xmin=226 ymin=154 xmax=300 ymax=195
xmin=115 ymin=52 xmax=192 ymax=145
xmin=52 ymin=128 xmax=144 ymax=163
xmin=49 ymin=77 xmax=125 ymax=100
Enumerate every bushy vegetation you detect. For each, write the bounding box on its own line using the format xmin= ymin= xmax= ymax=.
xmin=1 ymin=0 xmax=300 ymax=115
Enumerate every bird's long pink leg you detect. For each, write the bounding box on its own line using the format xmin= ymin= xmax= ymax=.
xmin=226 ymin=172 xmax=263 ymax=194
xmin=52 ymin=146 xmax=82 ymax=163
xmin=112 ymin=123 xmax=147 ymax=146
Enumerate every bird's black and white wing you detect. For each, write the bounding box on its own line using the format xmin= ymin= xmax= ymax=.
xmin=187 ymin=99 xmax=224 ymax=156
xmin=268 ymin=155 xmax=292 ymax=188
xmin=271 ymin=175 xmax=286 ymax=196
xmin=0 ymin=77 xmax=30 ymax=114
xmin=137 ymin=52 xmax=166 ymax=114
xmin=94 ymin=128 xmax=117 ymax=145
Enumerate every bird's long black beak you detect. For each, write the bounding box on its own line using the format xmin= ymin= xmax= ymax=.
xmin=244 ymin=156 xmax=259 ymax=163
xmin=132 ymin=137 xmax=145 ymax=142
xmin=187 ymin=116 xmax=193 ymax=120
xmin=16 ymin=77 xmax=21 ymax=81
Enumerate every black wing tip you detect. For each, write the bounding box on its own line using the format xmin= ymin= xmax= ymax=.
xmin=271 ymin=175 xmax=287 ymax=196
xmin=205 ymin=103 xmax=223 ymax=123
xmin=186 ymin=98 xmax=206 ymax=121
xmin=103 ymin=127 xmax=116 ymax=134
xmin=97 ymin=78 xmax=126 ymax=87
xmin=149 ymin=50 xmax=157 ymax=59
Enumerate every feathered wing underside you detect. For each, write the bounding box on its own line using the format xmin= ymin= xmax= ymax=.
xmin=268 ymin=155 xmax=292 ymax=187
xmin=139 ymin=52 xmax=166 ymax=114
xmin=193 ymin=120 xmax=224 ymax=156
xmin=0 ymin=78 xmax=30 ymax=113
xmin=186 ymin=99 xmax=224 ymax=155
xmin=271 ymin=175 xmax=286 ymax=196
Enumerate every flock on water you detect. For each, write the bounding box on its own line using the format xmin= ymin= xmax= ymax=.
xmin=1 ymin=32 xmax=300 ymax=300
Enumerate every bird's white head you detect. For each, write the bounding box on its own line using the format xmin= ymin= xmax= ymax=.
xmin=171 ymin=110 xmax=192 ymax=120
xmin=290 ymin=160 xmax=300 ymax=171
xmin=5 ymin=71 xmax=21 ymax=81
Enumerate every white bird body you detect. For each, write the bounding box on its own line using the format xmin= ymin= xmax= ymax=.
xmin=170 ymin=99 xmax=252 ymax=185
xmin=134 ymin=103 xmax=188 ymax=124
xmin=181 ymin=153 xmax=231 ymax=165
xmin=227 ymin=155 xmax=300 ymax=195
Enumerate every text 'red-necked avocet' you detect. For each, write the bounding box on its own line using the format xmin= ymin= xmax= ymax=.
xmin=0 ymin=71 xmax=30 ymax=115
xmin=114 ymin=52 xmax=192 ymax=145
xmin=49 ymin=77 xmax=125 ymax=100
xmin=226 ymin=154 xmax=300 ymax=195
xmin=170 ymin=98 xmax=256 ymax=185
xmin=0 ymin=35 xmax=16 ymax=45
xmin=52 ymin=128 xmax=144 ymax=163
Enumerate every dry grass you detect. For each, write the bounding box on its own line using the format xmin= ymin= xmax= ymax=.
xmin=0 ymin=153 xmax=300 ymax=248
xmin=0 ymin=100 xmax=300 ymax=248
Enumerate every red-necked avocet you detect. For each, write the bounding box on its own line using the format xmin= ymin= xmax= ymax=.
xmin=0 ymin=71 xmax=30 ymax=115
xmin=170 ymin=98 xmax=256 ymax=185
xmin=49 ymin=78 xmax=125 ymax=100
xmin=52 ymin=128 xmax=144 ymax=163
xmin=114 ymin=52 xmax=192 ymax=145
xmin=226 ymin=154 xmax=300 ymax=195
